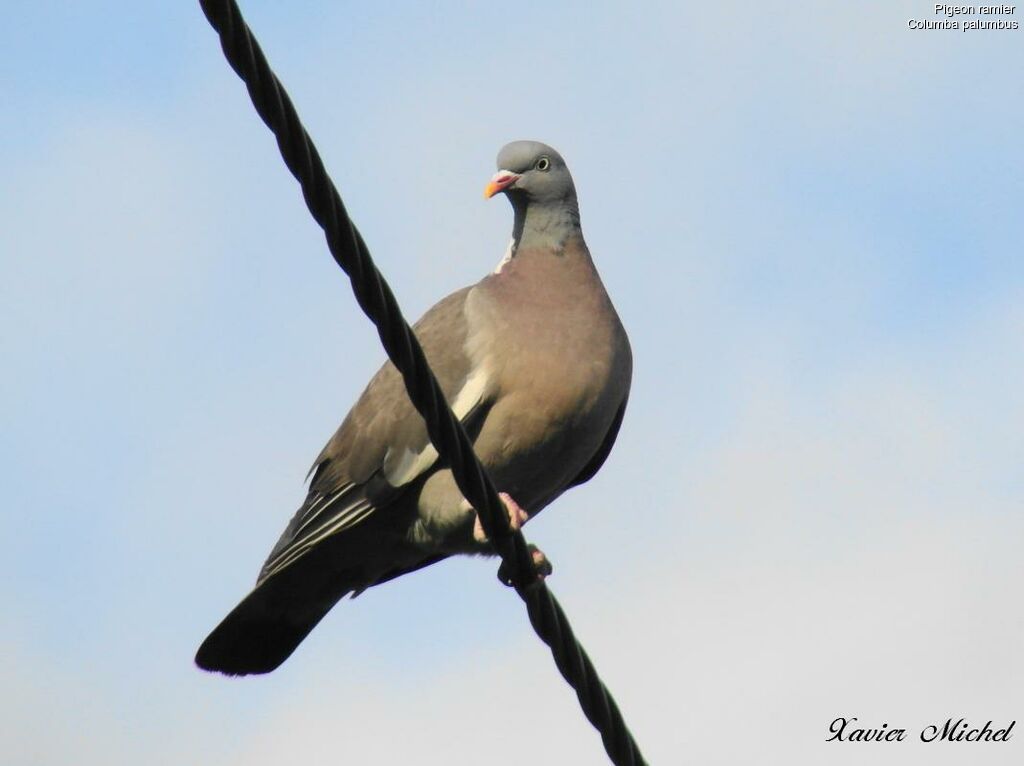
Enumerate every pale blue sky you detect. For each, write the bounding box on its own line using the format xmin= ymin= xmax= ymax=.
xmin=2 ymin=2 xmax=1022 ymax=764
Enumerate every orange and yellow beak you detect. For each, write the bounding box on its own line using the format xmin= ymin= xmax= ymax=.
xmin=484 ymin=170 xmax=521 ymax=199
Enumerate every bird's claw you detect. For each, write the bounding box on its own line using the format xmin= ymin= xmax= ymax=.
xmin=498 ymin=544 xmax=553 ymax=588
xmin=468 ymin=492 xmax=551 ymax=587
xmin=472 ymin=492 xmax=528 ymax=543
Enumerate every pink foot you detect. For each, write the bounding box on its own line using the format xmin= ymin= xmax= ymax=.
xmin=469 ymin=493 xmax=553 ymax=586
xmin=473 ymin=492 xmax=529 ymax=543
xmin=528 ymin=545 xmax=553 ymax=578
xmin=498 ymin=544 xmax=553 ymax=587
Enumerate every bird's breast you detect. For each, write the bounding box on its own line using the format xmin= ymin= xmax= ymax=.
xmin=461 ymin=250 xmax=630 ymax=509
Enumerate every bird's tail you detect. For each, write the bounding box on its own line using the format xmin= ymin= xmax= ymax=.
xmin=195 ymin=514 xmax=449 ymax=676
xmin=195 ymin=543 xmax=359 ymax=676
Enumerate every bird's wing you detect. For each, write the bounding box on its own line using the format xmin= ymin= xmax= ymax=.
xmin=258 ymin=286 xmax=491 ymax=583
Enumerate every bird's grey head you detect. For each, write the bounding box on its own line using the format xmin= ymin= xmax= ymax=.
xmin=484 ymin=141 xmax=577 ymax=209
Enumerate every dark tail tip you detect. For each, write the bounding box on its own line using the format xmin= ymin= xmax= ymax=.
xmin=196 ymin=535 xmax=378 ymax=675
xmin=195 ymin=584 xmax=330 ymax=676
xmin=195 ymin=614 xmax=311 ymax=676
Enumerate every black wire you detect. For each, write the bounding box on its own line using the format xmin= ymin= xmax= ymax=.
xmin=197 ymin=2 xmax=647 ymax=763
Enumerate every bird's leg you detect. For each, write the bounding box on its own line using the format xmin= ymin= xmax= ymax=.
xmin=472 ymin=491 xmax=528 ymax=543
xmin=469 ymin=493 xmax=553 ymax=584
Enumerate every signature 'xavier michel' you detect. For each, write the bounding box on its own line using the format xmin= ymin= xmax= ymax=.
xmin=196 ymin=141 xmax=632 ymax=675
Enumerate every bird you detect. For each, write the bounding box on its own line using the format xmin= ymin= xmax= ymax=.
xmin=195 ymin=141 xmax=632 ymax=675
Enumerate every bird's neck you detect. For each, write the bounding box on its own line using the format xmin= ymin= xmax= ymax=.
xmin=509 ymin=197 xmax=581 ymax=257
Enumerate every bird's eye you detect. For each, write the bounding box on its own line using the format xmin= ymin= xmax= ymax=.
xmin=536 ymin=157 xmax=551 ymax=172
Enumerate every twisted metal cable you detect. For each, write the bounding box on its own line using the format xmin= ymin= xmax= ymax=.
xmin=198 ymin=2 xmax=647 ymax=763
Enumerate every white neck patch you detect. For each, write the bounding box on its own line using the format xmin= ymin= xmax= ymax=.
xmin=494 ymin=237 xmax=516 ymax=274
